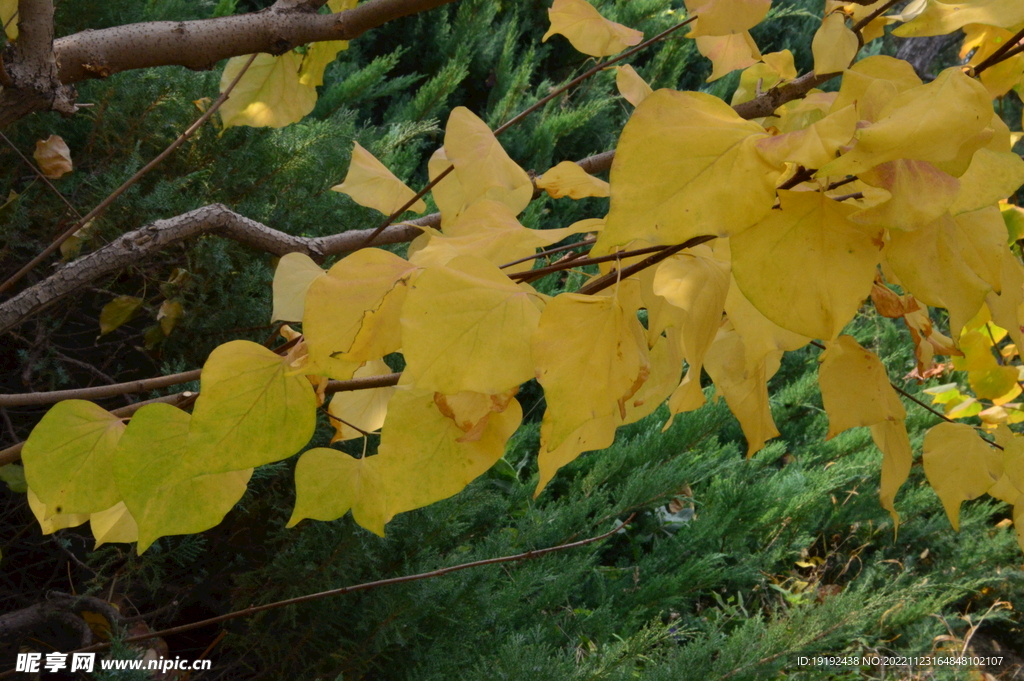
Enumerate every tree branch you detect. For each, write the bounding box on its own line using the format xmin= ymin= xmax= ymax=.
xmin=0 ymin=204 xmax=428 ymax=334
xmin=0 ymin=0 xmax=76 ymax=126
xmin=26 ymin=514 xmax=636 ymax=662
xmin=53 ymin=0 xmax=459 ymax=84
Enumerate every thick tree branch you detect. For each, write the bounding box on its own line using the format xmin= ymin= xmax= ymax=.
xmin=53 ymin=0 xmax=458 ymax=84
xmin=0 ymin=204 xmax=428 ymax=334
xmin=0 ymin=0 xmax=76 ymax=126
xmin=0 ymin=592 xmax=124 ymax=648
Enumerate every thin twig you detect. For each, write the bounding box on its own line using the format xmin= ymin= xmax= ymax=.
xmin=0 ymin=53 xmax=260 ymax=297
xmin=0 ymin=129 xmax=84 ymax=221
xmin=5 ymin=514 xmax=637 ymax=664
xmin=355 ymin=15 xmax=698 ymax=250
xmin=973 ymin=25 xmax=1024 ymax=75
xmin=577 ymin=235 xmax=716 ymax=295
xmin=808 ymin=340 xmax=1003 ymax=450
xmin=507 ymin=243 xmax=672 ymax=282
xmin=852 ymin=0 xmax=901 ymax=41
xmin=499 ymin=237 xmax=596 ymax=269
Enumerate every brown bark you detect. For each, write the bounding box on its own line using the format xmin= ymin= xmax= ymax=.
xmin=0 ymin=0 xmax=459 ymax=127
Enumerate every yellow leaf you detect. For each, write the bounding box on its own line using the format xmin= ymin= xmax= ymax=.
xmin=332 ymin=141 xmax=427 ymax=216
xmin=623 ymin=328 xmax=685 ymax=425
xmin=27 ymin=488 xmax=89 ymax=534
xmin=328 ymin=359 xmax=397 ymax=441
xmin=402 ymin=255 xmax=542 ymax=394
xmin=598 ymin=89 xmax=780 ymax=253
xmin=434 ymin=388 xmax=518 ymax=440
xmin=428 ymin=147 xmax=466 ymax=229
xmin=724 ymin=267 xmax=812 ymax=357
xmin=684 ymin=0 xmax=772 ymax=38
xmin=303 ymin=248 xmax=417 ymax=375
xmin=219 ymin=52 xmax=317 ymax=129
xmin=819 ymin=68 xmax=993 ymax=178
xmin=615 ymin=65 xmax=653 ymax=106
xmin=536 ymin=160 xmax=610 ymax=199
xmin=812 ymin=13 xmax=859 ymax=75
xmin=922 ymin=421 xmax=1003 ymax=531
xmin=89 ymin=502 xmax=139 ymax=549
xmin=271 ymin=252 xmax=325 ymax=323
xmin=1 ymin=0 xmax=17 ymax=40
xmin=33 ymin=135 xmax=72 ymax=179
xmin=157 ymin=300 xmax=183 ymax=336
xmin=893 ymin=0 xmax=1024 ymax=37
xmin=444 ymin=107 xmax=533 ymax=216
xmin=818 ymin=335 xmax=906 ymax=438
xmin=755 ymin=104 xmax=858 ymax=170
xmin=850 ymin=159 xmax=960 ymax=231
xmin=695 ymin=31 xmax=761 ymax=82
xmin=186 ymin=340 xmax=316 ymax=473
xmin=534 ymin=292 xmax=649 ymax=451
xmin=731 ymin=190 xmax=881 ymax=340
xmin=885 ymin=212 xmax=996 ymax=338
xmin=375 ymin=386 xmax=522 ymax=520
xmin=99 ymin=295 xmax=143 ymax=336
xmin=829 ymin=55 xmax=922 ymax=122
xmin=731 ymin=50 xmax=797 ymax=105
xmin=701 ymin=323 xmax=781 ymax=456
xmin=113 ymin=403 xmax=251 ymax=552
xmin=536 ymin=415 xmax=617 ymax=495
xmin=298 ymin=40 xmax=347 ymax=88
xmin=653 ymin=246 xmax=731 ymax=412
xmin=289 ymin=448 xmax=389 ymax=535
xmin=23 ymin=400 xmax=125 ymax=515
xmin=871 ymin=419 xmax=913 ymax=528
xmin=410 ymin=199 xmax=577 ymax=272
xmin=986 ymin=252 xmax=1024 ymax=352
xmin=949 ymin=149 xmax=1024 ymax=216
xmin=542 ymin=0 xmax=643 ymax=57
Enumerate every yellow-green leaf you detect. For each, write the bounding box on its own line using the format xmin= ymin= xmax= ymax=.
xmin=99 ymin=296 xmax=143 ymax=336
xmin=219 ymin=52 xmax=317 ymax=129
xmin=114 ymin=403 xmax=251 ymax=552
xmin=923 ymin=421 xmax=1003 ymax=531
xmin=288 ymin=447 xmax=389 ymax=535
xmin=597 ymin=89 xmax=780 ymax=253
xmin=542 ymin=0 xmax=643 ymax=57
xmin=271 ymin=252 xmax=325 ymax=323
xmin=818 ymin=335 xmax=906 ymax=438
xmin=402 ymin=255 xmax=542 ymax=394
xmin=331 ymin=141 xmax=427 ymax=216
xmin=23 ymin=400 xmax=125 ymax=515
xmin=186 ymin=340 xmax=316 ymax=473
xmin=731 ymin=190 xmax=881 ymax=340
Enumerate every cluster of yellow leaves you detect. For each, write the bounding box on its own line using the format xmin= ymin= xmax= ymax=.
xmin=22 ymin=341 xmax=316 ymax=552
xmin=23 ymin=0 xmax=1024 ymax=549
